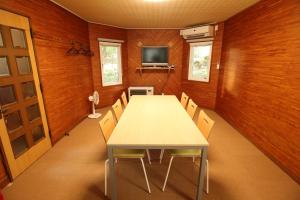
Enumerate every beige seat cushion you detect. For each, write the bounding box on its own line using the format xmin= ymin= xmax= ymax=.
xmin=170 ymin=149 xmax=201 ymax=157
xmin=113 ymin=149 xmax=145 ymax=158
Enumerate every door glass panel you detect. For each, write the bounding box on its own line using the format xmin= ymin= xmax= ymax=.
xmin=32 ymin=125 xmax=45 ymax=143
xmin=0 ymin=56 xmax=10 ymax=77
xmin=0 ymin=85 xmax=16 ymax=105
xmin=10 ymin=28 xmax=26 ymax=48
xmin=0 ymin=32 xmax=3 ymax=47
xmin=6 ymin=111 xmax=23 ymax=132
xmin=27 ymin=104 xmax=40 ymax=121
xmin=11 ymin=135 xmax=28 ymax=158
xmin=21 ymin=81 xmax=35 ymax=99
xmin=16 ymin=57 xmax=31 ymax=75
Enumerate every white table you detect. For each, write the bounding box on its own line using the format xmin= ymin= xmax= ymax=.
xmin=107 ymin=95 xmax=209 ymax=200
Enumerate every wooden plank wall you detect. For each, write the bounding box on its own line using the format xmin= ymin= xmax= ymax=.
xmin=127 ymin=29 xmax=183 ymax=97
xmin=0 ymin=0 xmax=93 ymax=143
xmin=88 ymin=23 xmax=128 ymax=107
xmin=216 ymin=0 xmax=300 ymax=183
xmin=0 ymin=154 xmax=9 ymax=188
xmin=182 ymin=23 xmax=224 ymax=109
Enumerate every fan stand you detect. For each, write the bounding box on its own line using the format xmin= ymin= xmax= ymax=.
xmin=88 ymin=102 xmax=101 ymax=119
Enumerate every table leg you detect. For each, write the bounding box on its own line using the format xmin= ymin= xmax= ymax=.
xmin=108 ymin=147 xmax=117 ymax=200
xmin=196 ymin=146 xmax=208 ymax=200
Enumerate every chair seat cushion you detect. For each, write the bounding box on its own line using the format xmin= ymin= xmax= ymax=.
xmin=170 ymin=149 xmax=201 ymax=156
xmin=113 ymin=149 xmax=145 ymax=158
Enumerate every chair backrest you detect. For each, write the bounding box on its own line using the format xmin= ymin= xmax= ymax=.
xmin=197 ymin=110 xmax=215 ymax=140
xmin=180 ymin=92 xmax=189 ymax=108
xmin=99 ymin=110 xmax=116 ymax=143
xmin=186 ymin=99 xmax=197 ymax=119
xmin=112 ymin=99 xmax=123 ymax=121
xmin=121 ymin=91 xmax=128 ymax=107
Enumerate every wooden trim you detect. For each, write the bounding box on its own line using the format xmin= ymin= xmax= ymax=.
xmin=98 ymin=38 xmax=124 ymax=43
xmin=0 ymin=137 xmax=12 ymax=187
xmin=0 ymin=176 xmax=10 ymax=189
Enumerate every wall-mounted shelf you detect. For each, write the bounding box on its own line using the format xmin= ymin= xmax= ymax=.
xmin=136 ymin=65 xmax=175 ymax=75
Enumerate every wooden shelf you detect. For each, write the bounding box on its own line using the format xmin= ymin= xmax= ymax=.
xmin=136 ymin=66 xmax=175 ymax=75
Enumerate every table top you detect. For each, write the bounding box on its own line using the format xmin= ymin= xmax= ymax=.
xmin=107 ymin=95 xmax=208 ymax=148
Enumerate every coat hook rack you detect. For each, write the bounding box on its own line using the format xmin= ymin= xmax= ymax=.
xmin=66 ymin=41 xmax=94 ymax=57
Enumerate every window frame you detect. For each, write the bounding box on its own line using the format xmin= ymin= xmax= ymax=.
xmin=188 ymin=41 xmax=213 ymax=82
xmin=99 ymin=41 xmax=123 ymax=87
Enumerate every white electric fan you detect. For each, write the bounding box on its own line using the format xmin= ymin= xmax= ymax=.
xmin=88 ymin=91 xmax=101 ymax=119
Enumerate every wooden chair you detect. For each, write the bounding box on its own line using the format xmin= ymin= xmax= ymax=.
xmin=99 ymin=111 xmax=151 ymax=195
xmin=112 ymin=99 xmax=151 ymax=165
xmin=162 ymin=110 xmax=215 ymax=194
xmin=180 ymin=92 xmax=189 ymax=108
xmin=186 ymin=99 xmax=197 ymax=119
xmin=159 ymin=98 xmax=198 ymax=164
xmin=196 ymin=110 xmax=215 ymax=140
xmin=112 ymin=99 xmax=123 ymax=121
xmin=112 ymin=98 xmax=152 ymax=164
xmin=121 ymin=91 xmax=128 ymax=107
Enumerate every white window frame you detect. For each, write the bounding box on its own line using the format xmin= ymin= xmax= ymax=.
xmin=99 ymin=41 xmax=122 ymax=87
xmin=188 ymin=41 xmax=213 ymax=82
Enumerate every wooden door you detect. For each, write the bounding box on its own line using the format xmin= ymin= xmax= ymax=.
xmin=0 ymin=9 xmax=51 ymax=179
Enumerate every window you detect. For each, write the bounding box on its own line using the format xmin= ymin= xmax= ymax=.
xmin=188 ymin=41 xmax=212 ymax=82
xmin=0 ymin=31 xmax=4 ymax=47
xmin=99 ymin=42 xmax=122 ymax=86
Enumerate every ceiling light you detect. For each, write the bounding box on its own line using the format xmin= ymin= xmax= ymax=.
xmin=144 ymin=0 xmax=166 ymax=2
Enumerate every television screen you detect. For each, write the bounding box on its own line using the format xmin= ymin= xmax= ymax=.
xmin=142 ymin=47 xmax=168 ymax=66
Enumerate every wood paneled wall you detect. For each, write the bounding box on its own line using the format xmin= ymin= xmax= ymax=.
xmin=0 ymin=0 xmax=93 ymax=143
xmin=216 ymin=0 xmax=300 ymax=183
xmin=0 ymin=153 xmax=9 ymax=188
xmin=88 ymin=23 xmax=128 ymax=107
xmin=181 ymin=23 xmax=224 ymax=109
xmin=127 ymin=29 xmax=183 ymax=97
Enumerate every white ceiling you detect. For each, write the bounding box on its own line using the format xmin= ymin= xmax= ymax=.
xmin=51 ymin=0 xmax=260 ymax=29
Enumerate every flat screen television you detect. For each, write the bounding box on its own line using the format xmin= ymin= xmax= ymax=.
xmin=142 ymin=46 xmax=168 ymax=66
